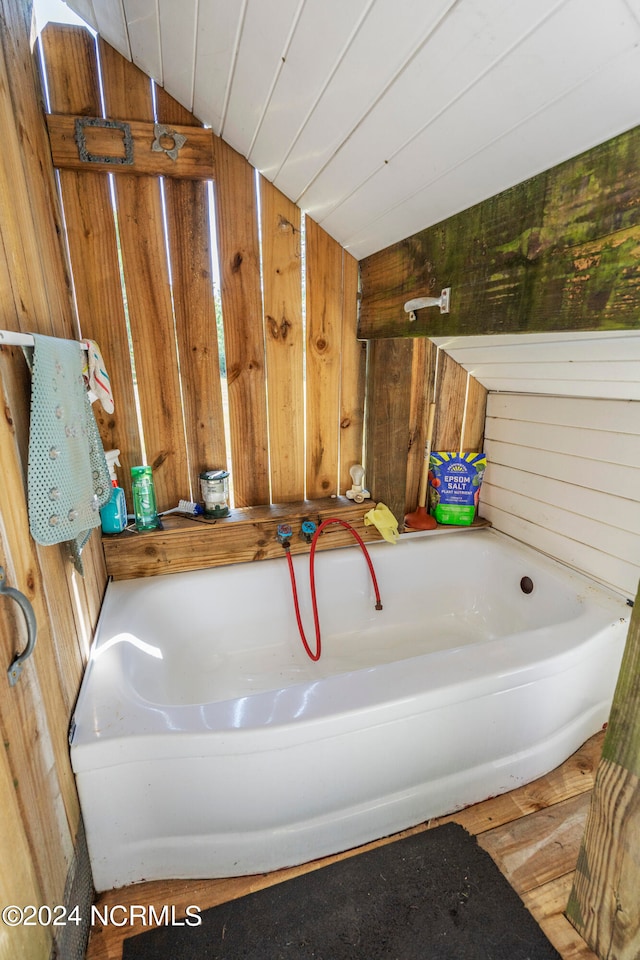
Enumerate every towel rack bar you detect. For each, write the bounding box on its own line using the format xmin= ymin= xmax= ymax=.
xmin=0 ymin=330 xmax=89 ymax=350
xmin=0 ymin=330 xmax=36 ymax=346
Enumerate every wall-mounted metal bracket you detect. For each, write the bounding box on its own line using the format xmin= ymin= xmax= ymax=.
xmin=74 ymin=117 xmax=134 ymax=165
xmin=151 ymin=123 xmax=187 ymax=161
xmin=1 ymin=567 xmax=38 ymax=686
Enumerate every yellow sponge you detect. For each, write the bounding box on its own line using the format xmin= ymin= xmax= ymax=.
xmin=364 ymin=502 xmax=400 ymax=544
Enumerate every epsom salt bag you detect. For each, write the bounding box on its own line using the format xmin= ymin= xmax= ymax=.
xmin=428 ymin=452 xmax=486 ymax=526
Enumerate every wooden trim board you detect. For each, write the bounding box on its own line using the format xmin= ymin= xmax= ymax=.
xmin=46 ymin=114 xmax=215 ymax=179
xmin=102 ymin=498 xmax=490 ymax=579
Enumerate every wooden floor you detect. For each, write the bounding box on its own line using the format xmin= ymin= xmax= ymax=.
xmin=85 ymin=732 xmax=605 ymax=960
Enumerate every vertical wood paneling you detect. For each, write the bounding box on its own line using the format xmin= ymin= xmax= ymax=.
xmin=100 ymin=39 xmax=190 ymax=512
xmin=0 ymin=736 xmax=49 ymax=960
xmin=462 ymin=375 xmax=487 ymax=452
xmin=406 ymin=338 xmax=487 ymax=511
xmin=41 ymin=26 xmax=364 ymax=513
xmin=567 ymin=587 xmax=640 ymax=959
xmin=339 ymin=250 xmax=366 ymax=495
xmin=0 ymin=22 xmax=57 ymax=336
xmin=0 ymin=368 xmax=78 ymax=942
xmin=1 ymin=0 xmax=73 ymax=339
xmin=0 ymin=372 xmax=79 ymax=869
xmin=213 ymin=136 xmax=270 ymax=506
xmin=305 ymin=217 xmax=343 ymax=498
xmin=156 ymin=86 xmax=228 ymax=495
xmin=45 ymin=28 xmax=484 ymax=524
xmin=41 ymin=24 xmax=143 ymax=507
xmin=0 ymin=11 xmax=107 ymax=946
xmin=434 ymin=350 xmax=469 ymax=451
xmin=405 ymin=338 xmax=436 ymax=515
xmin=0 ymin=22 xmax=85 ymax=728
xmin=260 ymin=177 xmax=304 ymax=502
xmin=364 ymin=337 xmax=414 ymax=523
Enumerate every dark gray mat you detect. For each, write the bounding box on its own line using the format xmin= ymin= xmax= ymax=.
xmin=122 ymin=822 xmax=562 ymax=959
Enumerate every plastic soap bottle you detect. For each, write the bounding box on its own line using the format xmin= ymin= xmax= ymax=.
xmin=100 ymin=450 xmax=128 ymax=534
xmin=131 ymin=465 xmax=160 ymax=531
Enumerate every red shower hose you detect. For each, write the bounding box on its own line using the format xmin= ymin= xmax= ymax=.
xmin=285 ymin=518 xmax=383 ymax=662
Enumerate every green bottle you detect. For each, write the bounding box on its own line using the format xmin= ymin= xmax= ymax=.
xmin=131 ymin=465 xmax=159 ymax=531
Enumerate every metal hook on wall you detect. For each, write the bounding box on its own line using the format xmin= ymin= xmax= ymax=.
xmin=404 ymin=287 xmax=451 ymax=321
xmin=1 ymin=567 xmax=37 ymax=686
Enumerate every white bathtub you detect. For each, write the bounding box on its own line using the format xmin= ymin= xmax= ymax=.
xmin=71 ymin=528 xmax=630 ymax=892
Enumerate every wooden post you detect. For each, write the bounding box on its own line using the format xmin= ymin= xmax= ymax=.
xmin=339 ymin=251 xmax=366 ymax=497
xmin=364 ymin=338 xmax=414 ymax=526
xmin=156 ymin=85 xmax=228 ymax=494
xmin=305 ymin=217 xmax=343 ymax=499
xmin=566 ymin=581 xmax=640 ymax=959
xmin=405 ymin=339 xmax=436 ymax=516
xmin=99 ymin=39 xmax=191 ymax=511
xmin=41 ymin=25 xmax=143 ymax=504
xmin=260 ymin=178 xmax=304 ymax=503
xmin=213 ymin=137 xmax=270 ymax=507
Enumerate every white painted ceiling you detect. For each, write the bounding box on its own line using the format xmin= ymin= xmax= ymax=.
xmin=57 ymin=0 xmax=640 ymax=262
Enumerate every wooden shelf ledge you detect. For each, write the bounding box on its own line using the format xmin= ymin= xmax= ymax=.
xmin=102 ymin=497 xmax=490 ymax=580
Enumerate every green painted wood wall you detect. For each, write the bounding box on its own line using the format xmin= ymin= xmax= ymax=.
xmin=359 ymin=125 xmax=640 ymax=339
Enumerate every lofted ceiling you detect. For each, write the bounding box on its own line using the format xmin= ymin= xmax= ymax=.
xmin=56 ymin=0 xmax=640 ymax=262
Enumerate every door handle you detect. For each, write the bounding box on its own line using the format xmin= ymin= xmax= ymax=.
xmin=1 ymin=567 xmax=37 ymax=686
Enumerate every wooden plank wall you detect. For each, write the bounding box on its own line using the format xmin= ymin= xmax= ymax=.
xmin=358 ymin=126 xmax=640 ymax=339
xmin=0 ymin=3 xmax=107 ymax=958
xmin=40 ymin=23 xmax=366 ymax=514
xmin=482 ymin=393 xmax=640 ymax=598
xmin=368 ymin=338 xmax=487 ymax=525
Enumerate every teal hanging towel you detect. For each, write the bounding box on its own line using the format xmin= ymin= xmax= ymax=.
xmin=26 ymin=334 xmax=112 ymax=573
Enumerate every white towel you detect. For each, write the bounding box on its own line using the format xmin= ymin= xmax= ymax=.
xmin=82 ymin=338 xmax=114 ymax=414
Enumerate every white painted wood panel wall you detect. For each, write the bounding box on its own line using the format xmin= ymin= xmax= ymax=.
xmin=480 ymin=393 xmax=640 ymax=599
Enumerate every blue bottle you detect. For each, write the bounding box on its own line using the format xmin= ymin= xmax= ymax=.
xmin=100 ymin=450 xmax=128 ymax=534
